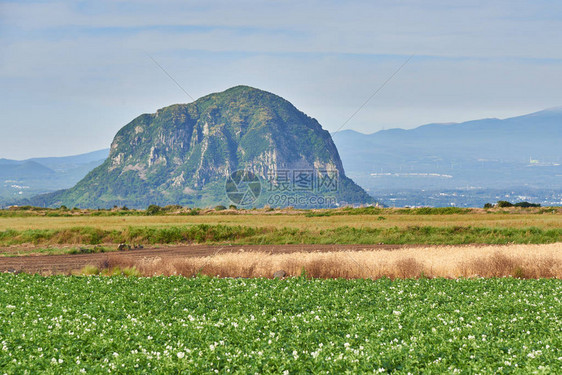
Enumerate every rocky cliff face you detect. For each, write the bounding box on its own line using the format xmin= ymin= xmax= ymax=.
xmin=30 ymin=86 xmax=374 ymax=208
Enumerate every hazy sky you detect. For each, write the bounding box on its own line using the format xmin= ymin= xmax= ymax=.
xmin=1 ymin=0 xmax=561 ymax=159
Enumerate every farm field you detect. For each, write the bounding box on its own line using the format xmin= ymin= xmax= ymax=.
xmin=1 ymin=275 xmax=560 ymax=374
xmin=1 ymin=207 xmax=561 ymax=373
xmin=1 ymin=209 xmax=561 ymax=232
xmin=0 ymin=208 xmax=561 ymax=257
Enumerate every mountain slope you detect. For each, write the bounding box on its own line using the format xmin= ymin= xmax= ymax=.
xmin=29 ymin=86 xmax=373 ymax=208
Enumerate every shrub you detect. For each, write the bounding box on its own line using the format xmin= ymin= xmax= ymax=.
xmin=122 ymin=266 xmax=141 ymax=277
xmin=496 ymin=201 xmax=513 ymax=208
xmin=483 ymin=203 xmax=493 ymax=209
xmin=80 ymin=265 xmax=99 ymax=275
xmin=514 ymin=201 xmax=541 ymax=208
xmin=146 ymin=205 xmax=162 ymax=215
xmin=214 ymin=205 xmax=227 ymax=211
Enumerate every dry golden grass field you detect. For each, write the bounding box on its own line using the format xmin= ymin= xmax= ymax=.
xmin=123 ymin=243 xmax=562 ymax=279
xmin=3 ymin=243 xmax=559 ymax=279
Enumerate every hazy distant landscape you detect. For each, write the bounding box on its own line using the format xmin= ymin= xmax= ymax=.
xmin=0 ymin=150 xmax=107 ymax=203
xmin=334 ymin=107 xmax=562 ymax=207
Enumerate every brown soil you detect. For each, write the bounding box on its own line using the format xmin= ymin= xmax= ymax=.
xmin=0 ymin=244 xmax=408 ymax=274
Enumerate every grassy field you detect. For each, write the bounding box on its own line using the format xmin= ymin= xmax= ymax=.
xmin=0 ymin=208 xmax=560 ymax=255
xmin=1 ymin=274 xmax=560 ymax=374
xmin=1 ymin=225 xmax=562 ymax=249
xmin=1 ymin=210 xmax=561 ymax=232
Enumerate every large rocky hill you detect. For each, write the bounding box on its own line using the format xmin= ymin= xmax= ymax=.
xmin=28 ymin=86 xmax=373 ymax=208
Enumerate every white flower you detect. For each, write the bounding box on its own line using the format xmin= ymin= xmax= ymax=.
xmin=177 ymin=352 xmax=185 ymax=359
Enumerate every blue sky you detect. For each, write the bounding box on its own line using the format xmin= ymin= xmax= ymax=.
xmin=1 ymin=0 xmax=562 ymax=159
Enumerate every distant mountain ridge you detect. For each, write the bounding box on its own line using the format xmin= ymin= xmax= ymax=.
xmin=0 ymin=150 xmax=108 ymax=203
xmin=26 ymin=86 xmax=373 ymax=208
xmin=336 ymin=107 xmax=562 ymax=161
xmin=27 ymin=149 xmax=110 ymax=172
xmin=332 ymin=108 xmax=562 ymax=206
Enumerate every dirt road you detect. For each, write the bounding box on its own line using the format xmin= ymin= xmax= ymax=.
xmin=0 ymin=244 xmax=408 ymax=274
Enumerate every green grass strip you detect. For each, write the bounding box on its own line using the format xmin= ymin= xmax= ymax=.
xmin=0 ymin=224 xmax=560 ymax=246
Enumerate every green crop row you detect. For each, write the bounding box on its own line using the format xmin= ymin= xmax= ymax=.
xmin=0 ymin=275 xmax=560 ymax=373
